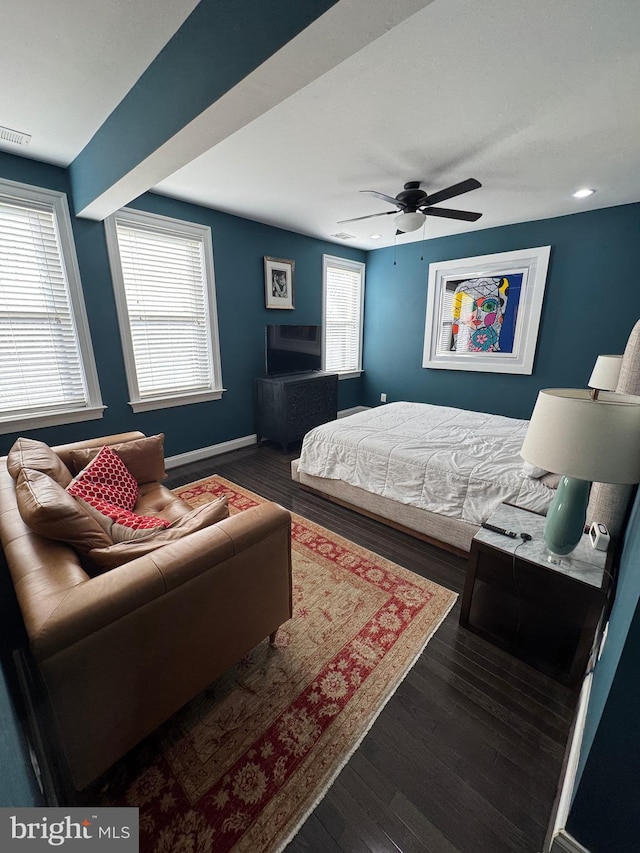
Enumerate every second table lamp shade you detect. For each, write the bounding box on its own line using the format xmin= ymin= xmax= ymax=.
xmin=520 ymin=389 xmax=640 ymax=559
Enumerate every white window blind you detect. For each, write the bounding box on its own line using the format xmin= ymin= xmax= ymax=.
xmin=105 ymin=209 xmax=223 ymax=412
xmin=323 ymin=255 xmax=365 ymax=375
xmin=0 ymin=180 xmax=103 ymax=432
xmin=437 ymin=282 xmax=456 ymax=352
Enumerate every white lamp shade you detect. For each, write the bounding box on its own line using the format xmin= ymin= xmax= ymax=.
xmin=520 ymin=388 xmax=640 ymax=484
xmin=394 ymin=211 xmax=425 ymax=233
xmin=588 ymin=354 xmax=623 ymax=391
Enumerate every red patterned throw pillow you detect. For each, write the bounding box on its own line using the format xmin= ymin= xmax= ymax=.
xmin=67 ymin=446 xmax=170 ymax=543
xmin=68 ymin=445 xmax=139 ymax=509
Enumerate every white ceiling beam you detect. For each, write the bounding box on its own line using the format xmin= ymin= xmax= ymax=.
xmin=72 ymin=0 xmax=435 ymax=220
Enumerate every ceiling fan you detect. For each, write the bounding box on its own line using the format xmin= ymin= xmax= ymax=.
xmin=338 ymin=178 xmax=482 ymax=233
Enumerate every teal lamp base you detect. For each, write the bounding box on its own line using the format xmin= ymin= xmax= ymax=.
xmin=543 ymin=476 xmax=591 ymax=564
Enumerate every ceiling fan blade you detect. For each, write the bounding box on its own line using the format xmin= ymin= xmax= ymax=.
xmin=360 ymin=190 xmax=402 ymax=207
xmin=424 ymin=207 xmax=482 ymax=221
xmin=423 ymin=178 xmax=481 ymax=207
xmin=337 ymin=210 xmax=397 ymax=224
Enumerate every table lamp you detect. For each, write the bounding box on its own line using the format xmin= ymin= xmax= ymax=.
xmin=520 ymin=389 xmax=640 ymax=563
xmin=588 ymin=354 xmax=622 ymax=399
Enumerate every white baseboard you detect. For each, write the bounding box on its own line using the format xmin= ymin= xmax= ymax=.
xmin=165 ymin=434 xmax=257 ymax=468
xmin=165 ymin=407 xmax=369 ymax=468
xmin=550 ymin=670 xmax=593 ymax=842
xmin=549 ymin=829 xmax=591 ymax=853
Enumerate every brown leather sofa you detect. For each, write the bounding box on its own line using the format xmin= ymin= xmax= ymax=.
xmin=0 ymin=431 xmax=292 ymax=791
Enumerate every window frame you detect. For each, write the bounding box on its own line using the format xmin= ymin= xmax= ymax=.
xmin=0 ymin=177 xmax=104 ymax=434
xmin=322 ymin=254 xmax=365 ymax=379
xmin=104 ymin=207 xmax=224 ymax=413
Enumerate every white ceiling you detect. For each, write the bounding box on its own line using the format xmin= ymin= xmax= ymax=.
xmin=2 ymin=0 xmax=640 ymax=250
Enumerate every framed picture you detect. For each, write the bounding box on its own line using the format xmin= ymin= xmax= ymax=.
xmin=264 ymin=257 xmax=295 ymax=310
xmin=422 ymin=246 xmax=551 ymax=374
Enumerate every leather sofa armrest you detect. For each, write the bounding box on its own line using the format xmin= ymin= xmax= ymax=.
xmin=30 ymin=502 xmax=291 ymax=659
xmin=145 ymin=501 xmax=291 ymax=590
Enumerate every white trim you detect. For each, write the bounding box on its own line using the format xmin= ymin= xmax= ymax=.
xmin=322 ymin=253 xmax=365 ymax=375
xmin=0 ymin=405 xmax=106 ymax=435
xmin=0 ymin=177 xmax=104 ymax=431
xmin=104 ymin=207 xmax=224 ymax=413
xmin=550 ymin=829 xmax=591 ymax=853
xmin=129 ymin=389 xmax=225 ymax=413
xmin=549 ymin=670 xmax=593 ymax=847
xmin=556 ymin=676 xmax=593 ymax=829
xmin=165 ymin=407 xmax=369 ymax=466
xmin=165 ymin=434 xmax=257 ymax=469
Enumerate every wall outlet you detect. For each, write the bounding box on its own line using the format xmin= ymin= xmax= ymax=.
xmin=380 ymin=393 xmax=387 ymax=403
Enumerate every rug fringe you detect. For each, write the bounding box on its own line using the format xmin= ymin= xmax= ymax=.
xmin=274 ymin=592 xmax=458 ymax=853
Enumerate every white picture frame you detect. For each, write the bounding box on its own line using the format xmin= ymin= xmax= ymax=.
xmin=264 ymin=256 xmax=295 ymax=310
xmin=422 ymin=246 xmax=551 ymax=374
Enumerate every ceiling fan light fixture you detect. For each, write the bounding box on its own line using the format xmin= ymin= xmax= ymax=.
xmin=394 ymin=211 xmax=425 ymax=232
xmin=572 ymin=187 xmax=595 ymax=199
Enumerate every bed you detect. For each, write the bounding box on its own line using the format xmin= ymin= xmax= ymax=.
xmin=292 ymin=320 xmax=640 ymax=555
xmin=292 ymin=402 xmax=557 ymax=554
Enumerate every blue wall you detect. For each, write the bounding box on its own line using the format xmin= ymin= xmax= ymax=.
xmin=363 ymin=204 xmax=640 ymax=419
xmin=6 ymin=148 xmax=639 ymax=456
xmin=0 ymin=151 xmax=365 ymax=456
xmin=4 ymin=155 xmax=640 ymax=829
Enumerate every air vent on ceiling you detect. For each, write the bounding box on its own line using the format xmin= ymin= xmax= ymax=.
xmin=0 ymin=125 xmax=31 ymax=146
xmin=331 ymin=232 xmax=355 ymax=240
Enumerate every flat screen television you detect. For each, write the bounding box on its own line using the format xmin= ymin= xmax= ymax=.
xmin=265 ymin=324 xmax=322 ymax=376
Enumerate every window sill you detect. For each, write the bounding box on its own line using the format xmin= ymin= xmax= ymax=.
xmin=129 ymin=389 xmax=226 ymax=413
xmin=337 ymin=370 xmax=363 ymax=381
xmin=0 ymin=405 xmax=106 ymax=435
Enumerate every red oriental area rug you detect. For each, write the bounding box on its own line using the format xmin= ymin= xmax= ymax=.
xmin=97 ymin=475 xmax=457 ymax=852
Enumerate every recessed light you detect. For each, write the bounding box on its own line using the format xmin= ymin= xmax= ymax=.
xmin=370 ymin=233 xmax=382 ymax=239
xmin=572 ymin=188 xmax=595 ymax=199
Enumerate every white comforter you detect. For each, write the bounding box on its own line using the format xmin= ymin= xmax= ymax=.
xmin=298 ymin=401 xmax=555 ymax=525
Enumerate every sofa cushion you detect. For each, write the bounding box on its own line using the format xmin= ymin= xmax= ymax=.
xmin=85 ymin=496 xmax=230 ymax=571
xmin=67 ymin=434 xmax=167 ymax=485
xmin=15 ymin=468 xmax=113 ymax=551
xmin=75 ymin=497 xmax=172 ymax=543
xmin=7 ymin=437 xmax=72 ymax=487
xmin=67 ymin=445 xmax=139 ymax=510
xmin=135 ymin=482 xmax=195 ymax=523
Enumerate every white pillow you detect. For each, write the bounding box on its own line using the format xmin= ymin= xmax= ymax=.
xmin=522 ymin=461 xmax=549 ymax=479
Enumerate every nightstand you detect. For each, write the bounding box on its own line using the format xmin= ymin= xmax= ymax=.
xmin=460 ymin=504 xmax=613 ymax=687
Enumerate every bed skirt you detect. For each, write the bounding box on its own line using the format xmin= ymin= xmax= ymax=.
xmin=291 ymin=458 xmax=477 ymax=555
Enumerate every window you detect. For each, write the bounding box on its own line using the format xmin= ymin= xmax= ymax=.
xmin=105 ymin=208 xmax=223 ymax=412
xmin=0 ymin=178 xmax=103 ymax=433
xmin=322 ymin=255 xmax=365 ymax=377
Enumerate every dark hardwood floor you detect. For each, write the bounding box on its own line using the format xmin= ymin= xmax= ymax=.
xmin=166 ymin=442 xmax=577 ymax=853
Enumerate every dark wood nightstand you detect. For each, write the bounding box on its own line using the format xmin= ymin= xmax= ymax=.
xmin=460 ymin=504 xmax=613 ymax=687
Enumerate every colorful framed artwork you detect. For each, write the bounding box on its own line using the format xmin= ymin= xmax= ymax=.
xmin=422 ymin=246 xmax=551 ymax=374
xmin=264 ymin=256 xmax=295 ymax=310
